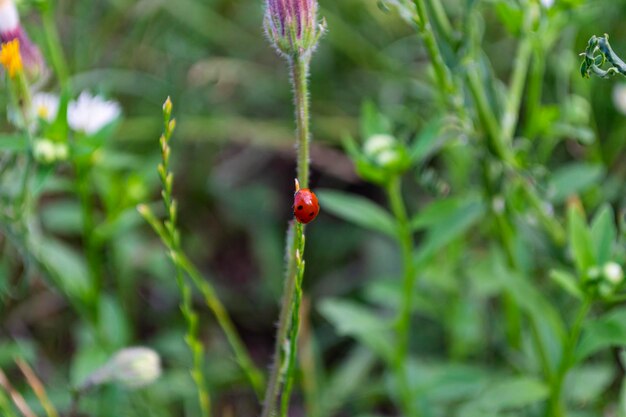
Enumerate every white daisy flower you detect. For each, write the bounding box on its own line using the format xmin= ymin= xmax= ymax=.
xmin=31 ymin=92 xmax=59 ymax=123
xmin=68 ymin=91 xmax=122 ymax=135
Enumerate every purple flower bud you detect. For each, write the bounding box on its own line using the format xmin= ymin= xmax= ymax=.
xmin=264 ymin=0 xmax=325 ymax=59
xmin=0 ymin=0 xmax=45 ymax=79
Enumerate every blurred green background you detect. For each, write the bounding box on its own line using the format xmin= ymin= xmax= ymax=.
xmin=4 ymin=0 xmax=626 ymax=416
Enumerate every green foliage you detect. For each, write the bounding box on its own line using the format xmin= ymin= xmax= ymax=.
xmin=2 ymin=0 xmax=626 ymax=416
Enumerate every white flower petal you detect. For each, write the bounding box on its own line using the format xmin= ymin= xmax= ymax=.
xmin=68 ymin=91 xmax=122 ymax=135
xmin=0 ymin=0 xmax=19 ymax=34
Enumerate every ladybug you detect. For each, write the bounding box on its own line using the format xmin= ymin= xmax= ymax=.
xmin=293 ymin=179 xmax=319 ymax=224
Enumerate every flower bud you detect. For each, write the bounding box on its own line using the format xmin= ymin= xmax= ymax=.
xmin=363 ymin=134 xmax=408 ymax=171
xmin=78 ymin=347 xmax=162 ymax=391
xmin=264 ymin=0 xmax=325 ymax=59
xmin=0 ymin=0 xmax=44 ymax=79
xmin=603 ymin=262 xmax=624 ymax=285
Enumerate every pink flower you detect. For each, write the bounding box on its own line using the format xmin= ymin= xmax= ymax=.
xmin=264 ymin=0 xmax=325 ymax=59
xmin=0 ymin=0 xmax=44 ymax=79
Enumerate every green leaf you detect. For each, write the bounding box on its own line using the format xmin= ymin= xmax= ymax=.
xmin=590 ymin=204 xmax=616 ymax=265
xmin=360 ymin=101 xmax=391 ymax=138
xmin=36 ymin=238 xmax=91 ymax=302
xmin=318 ymin=298 xmax=394 ymax=362
xmin=317 ymin=190 xmax=396 ymax=237
xmin=550 ymin=269 xmax=584 ymax=300
xmin=409 ymin=118 xmax=443 ymax=163
xmin=565 ymin=364 xmax=614 ymax=404
xmin=549 ymin=163 xmax=604 ymax=203
xmin=463 ymin=376 xmax=549 ymax=412
xmin=99 ymin=295 xmax=131 ymax=349
xmin=410 ymin=195 xmax=481 ymax=231
xmin=41 ymin=200 xmax=83 ymax=235
xmin=576 ymin=307 xmax=626 ymax=362
xmin=414 ymin=198 xmax=486 ymax=264
xmin=0 ymin=134 xmax=28 ymax=152
xmin=318 ymin=347 xmax=377 ymax=417
xmin=567 ymin=205 xmax=595 ymax=274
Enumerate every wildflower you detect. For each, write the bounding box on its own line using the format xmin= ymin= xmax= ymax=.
xmin=0 ymin=0 xmax=44 ymax=78
xmin=68 ymin=92 xmax=121 ymax=135
xmin=613 ymin=84 xmax=626 ymax=115
xmin=264 ymin=0 xmax=325 ymax=58
xmin=78 ymin=347 xmax=162 ymax=391
xmin=0 ymin=38 xmax=20 ymax=78
xmin=31 ymin=92 xmax=59 ymax=123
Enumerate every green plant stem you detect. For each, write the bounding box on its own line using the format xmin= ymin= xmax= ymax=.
xmin=548 ymin=299 xmax=591 ymax=417
xmin=424 ymin=0 xmax=454 ymax=46
xmin=74 ymin=163 xmax=102 ymax=315
xmin=262 ymin=54 xmax=313 ymax=417
xmin=40 ymin=1 xmax=70 ymax=87
xmin=291 ymin=56 xmax=311 ymax=189
xmin=387 ymin=177 xmax=418 ymax=417
xmin=261 ymin=224 xmax=298 ymax=417
xmin=176 ymin=252 xmax=266 ymax=398
xmin=280 ymin=223 xmax=305 ymax=417
xmin=501 ymin=35 xmax=532 ymax=145
xmin=412 ymin=0 xmax=454 ymax=95
xmin=157 ymin=110 xmax=210 ymax=417
xmin=140 ymin=202 xmax=265 ymax=400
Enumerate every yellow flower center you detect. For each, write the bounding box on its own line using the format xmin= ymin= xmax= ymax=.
xmin=37 ymin=105 xmax=48 ymax=119
xmin=0 ymin=39 xmax=23 ymax=79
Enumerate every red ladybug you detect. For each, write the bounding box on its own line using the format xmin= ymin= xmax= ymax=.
xmin=293 ymin=179 xmax=319 ymax=224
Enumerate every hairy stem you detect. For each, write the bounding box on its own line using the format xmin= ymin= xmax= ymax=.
xmin=261 ymin=225 xmax=298 ymax=417
xmin=262 ymin=54 xmax=312 ymax=417
xmin=292 ymin=57 xmax=311 ymax=189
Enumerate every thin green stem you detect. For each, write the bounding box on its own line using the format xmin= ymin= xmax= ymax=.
xmin=40 ymin=1 xmax=70 ymax=87
xmin=387 ymin=177 xmax=418 ymax=417
xmin=280 ymin=223 xmax=305 ymax=417
xmin=424 ymin=0 xmax=454 ymax=47
xmin=412 ymin=0 xmax=454 ymax=95
xmin=261 ymin=224 xmax=298 ymax=417
xmin=74 ymin=161 xmax=102 ymax=317
xmin=176 ymin=252 xmax=266 ymax=398
xmin=157 ymin=102 xmax=211 ymax=417
xmin=262 ymin=54 xmax=313 ymax=417
xmin=501 ymin=34 xmax=533 ymax=145
xmin=291 ymin=57 xmax=311 ymax=189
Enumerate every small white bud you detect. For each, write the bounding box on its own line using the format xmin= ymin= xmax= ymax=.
xmin=603 ymin=262 xmax=624 ymax=285
xmin=613 ymin=84 xmax=626 ymax=115
xmin=33 ymin=139 xmax=56 ymax=163
xmin=80 ymin=347 xmax=162 ymax=391
xmin=363 ymin=134 xmax=396 ymax=157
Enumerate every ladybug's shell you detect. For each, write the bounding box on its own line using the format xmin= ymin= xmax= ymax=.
xmin=293 ymin=189 xmax=319 ymax=224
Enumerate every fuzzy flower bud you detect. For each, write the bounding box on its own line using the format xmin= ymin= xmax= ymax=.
xmin=78 ymin=347 xmax=162 ymax=391
xmin=0 ymin=0 xmax=44 ymax=79
xmin=264 ymin=0 xmax=325 ymax=59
